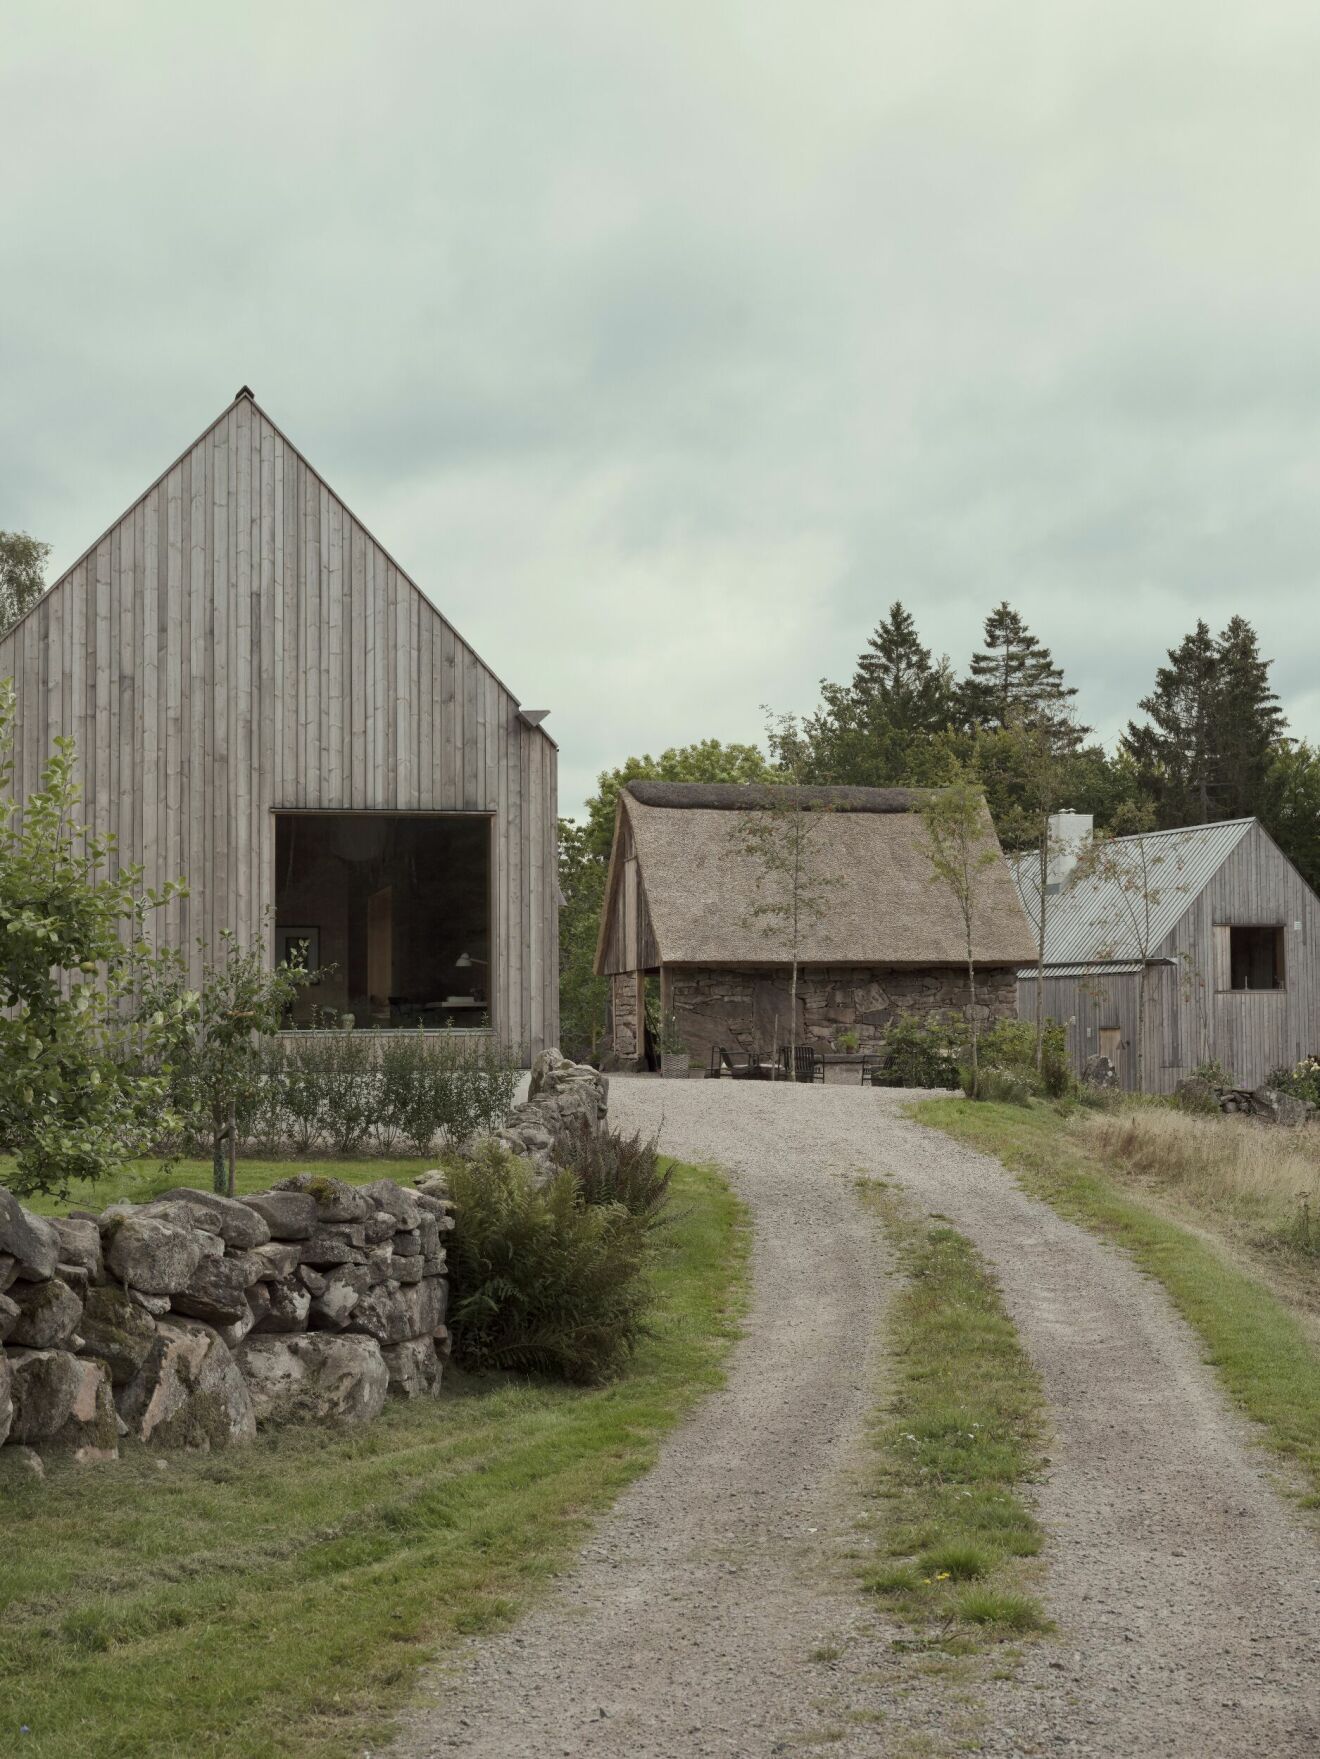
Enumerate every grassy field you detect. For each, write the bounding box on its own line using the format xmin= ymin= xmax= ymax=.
xmin=4 ymin=1152 xmax=438 ymax=1215
xmin=915 ymin=1099 xmax=1320 ymax=1508
xmin=856 ymin=1179 xmax=1050 ymax=1642
xmin=0 ymin=1161 xmax=749 ymax=1759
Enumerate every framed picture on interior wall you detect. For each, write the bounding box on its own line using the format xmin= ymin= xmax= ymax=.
xmin=277 ymin=926 xmax=320 ymax=974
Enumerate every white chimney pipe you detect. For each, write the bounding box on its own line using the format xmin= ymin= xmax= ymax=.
xmin=1046 ymin=811 xmax=1094 ymax=890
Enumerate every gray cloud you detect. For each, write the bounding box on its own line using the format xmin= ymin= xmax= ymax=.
xmin=3 ymin=2 xmax=1318 ymax=812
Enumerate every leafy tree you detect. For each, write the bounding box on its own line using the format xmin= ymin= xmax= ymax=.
xmin=960 ymin=601 xmax=1088 ymax=750
xmin=917 ymin=775 xmax=1002 ymax=1094
xmin=0 ymin=685 xmax=184 ymax=1198
xmin=729 ymin=714 xmax=839 ymax=1072
xmin=558 ymin=818 xmax=610 ymax=1059
xmin=142 ymin=931 xmax=314 ymax=1195
xmin=0 ymin=531 xmax=49 ymax=636
xmin=581 ymin=739 xmax=777 ymax=863
xmin=1261 ymin=740 xmax=1320 ymax=894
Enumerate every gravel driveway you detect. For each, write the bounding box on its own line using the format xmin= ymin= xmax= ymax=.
xmin=390 ymin=1079 xmax=1320 ymax=1758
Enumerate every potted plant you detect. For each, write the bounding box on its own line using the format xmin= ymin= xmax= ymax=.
xmin=660 ymin=1012 xmax=690 ymax=1079
xmin=833 ymin=1028 xmax=860 ymax=1055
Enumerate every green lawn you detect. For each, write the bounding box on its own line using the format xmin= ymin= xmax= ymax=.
xmin=5 ymin=1153 xmax=436 ymax=1216
xmin=857 ymin=1179 xmax=1049 ymax=1640
xmin=914 ymin=1099 xmax=1320 ymax=1508
xmin=0 ymin=1161 xmax=749 ymax=1759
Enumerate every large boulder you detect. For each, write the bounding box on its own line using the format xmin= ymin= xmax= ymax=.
xmin=272 ymin=1173 xmax=370 ymax=1223
xmin=299 ymin=1230 xmax=365 ymax=1267
xmin=78 ymin=1285 xmax=158 ymax=1384
xmin=51 ymin=1216 xmax=103 ymax=1278
xmin=0 ymin=1291 xmax=19 ymax=1343
xmin=0 ymin=1192 xmax=59 ymax=1282
xmin=7 ymin=1276 xmax=83 ymax=1350
xmin=0 ymin=1351 xmax=11 ymax=1446
xmin=236 ymin=1333 xmax=389 ymax=1426
xmin=381 ymin=1337 xmax=442 ymax=1399
xmin=154 ymin=1189 xmax=272 ymax=1250
xmin=6 ymin=1348 xmax=87 ymax=1441
xmin=171 ymin=1254 xmax=251 ymax=1326
xmin=345 ymin=1276 xmax=446 ymax=1348
xmin=240 ymin=1190 xmax=317 ymax=1240
xmin=116 ymin=1318 xmax=256 ymax=1450
xmin=102 ymin=1212 xmax=203 ymax=1295
xmin=216 ymin=1282 xmax=271 ymax=1351
xmin=1250 ymin=1086 xmax=1311 ymax=1128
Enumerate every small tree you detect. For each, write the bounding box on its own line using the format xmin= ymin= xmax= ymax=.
xmin=730 ymin=712 xmax=839 ymax=1073
xmin=918 ymin=778 xmax=1001 ymax=1095
xmin=0 ymin=531 xmax=49 ymax=637
xmin=1072 ymin=811 xmax=1189 ymax=1094
xmin=0 ymin=685 xmax=184 ymax=1198
xmin=144 ymin=931 xmax=315 ymax=1194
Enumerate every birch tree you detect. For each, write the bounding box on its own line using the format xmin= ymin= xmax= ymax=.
xmin=731 ymin=713 xmax=838 ymax=1073
xmin=918 ymin=778 xmax=1001 ymax=1095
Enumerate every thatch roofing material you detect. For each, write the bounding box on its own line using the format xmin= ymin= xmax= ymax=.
xmin=610 ymin=783 xmax=1037 ymax=969
xmin=625 ymin=781 xmax=922 ymax=813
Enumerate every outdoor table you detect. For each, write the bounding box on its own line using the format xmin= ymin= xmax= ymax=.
xmin=817 ymin=1052 xmax=869 ymax=1086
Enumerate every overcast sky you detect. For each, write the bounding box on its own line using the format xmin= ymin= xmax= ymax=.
xmin=3 ymin=4 xmax=1317 ymax=814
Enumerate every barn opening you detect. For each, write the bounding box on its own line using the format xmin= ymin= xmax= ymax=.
xmin=274 ymin=813 xmax=492 ymax=1028
xmin=1228 ymin=924 xmax=1285 ymax=992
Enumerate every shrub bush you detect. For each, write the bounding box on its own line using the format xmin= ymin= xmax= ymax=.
xmin=555 ymin=1125 xmax=673 ymax=1229
xmin=977 ymin=1018 xmax=1072 ymax=1099
xmin=873 ymin=1015 xmax=966 ymax=1089
xmin=1266 ymin=1056 xmax=1320 ymax=1107
xmin=446 ymin=1141 xmax=650 ymax=1382
xmin=961 ymin=1065 xmax=1033 ymax=1106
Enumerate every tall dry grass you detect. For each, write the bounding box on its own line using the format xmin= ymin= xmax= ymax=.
xmin=1077 ymin=1106 xmax=1320 ymax=1243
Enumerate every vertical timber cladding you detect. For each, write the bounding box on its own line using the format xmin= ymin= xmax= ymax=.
xmin=0 ymin=393 xmax=559 ymax=1060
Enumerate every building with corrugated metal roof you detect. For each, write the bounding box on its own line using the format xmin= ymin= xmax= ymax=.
xmin=1012 ymin=816 xmax=1320 ymax=1093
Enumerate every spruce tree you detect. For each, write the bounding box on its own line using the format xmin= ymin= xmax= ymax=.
xmin=1123 ymin=616 xmax=1286 ymax=826
xmin=960 ymin=601 xmax=1087 ymax=748
xmin=852 ymin=601 xmax=956 ymax=735
xmin=1123 ymin=620 xmax=1219 ymax=824
xmin=1214 ymin=615 xmax=1286 ymax=817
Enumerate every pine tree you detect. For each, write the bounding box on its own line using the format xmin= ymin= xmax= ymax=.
xmin=852 ymin=601 xmax=956 ymax=734
xmin=1122 ymin=620 xmax=1219 ymax=824
xmin=1123 ymin=616 xmax=1287 ymax=826
xmin=960 ymin=601 xmax=1087 ymax=749
xmin=1213 ymin=616 xmax=1286 ymax=818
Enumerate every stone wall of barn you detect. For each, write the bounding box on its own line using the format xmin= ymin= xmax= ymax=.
xmin=668 ymin=965 xmax=1019 ymax=1067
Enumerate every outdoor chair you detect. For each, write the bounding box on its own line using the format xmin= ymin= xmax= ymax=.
xmin=781 ymin=1045 xmax=822 ymax=1083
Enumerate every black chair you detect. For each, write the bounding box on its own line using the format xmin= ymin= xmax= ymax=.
xmin=781 ymin=1045 xmax=822 ymax=1083
xmin=708 ymin=1046 xmax=742 ymax=1079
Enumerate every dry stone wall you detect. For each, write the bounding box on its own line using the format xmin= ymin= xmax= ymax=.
xmin=493 ymin=1049 xmax=609 ymax=1174
xmin=0 ymin=1170 xmax=453 ymax=1470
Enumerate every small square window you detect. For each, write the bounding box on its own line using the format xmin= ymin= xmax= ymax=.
xmin=1229 ymin=925 xmax=1285 ymax=992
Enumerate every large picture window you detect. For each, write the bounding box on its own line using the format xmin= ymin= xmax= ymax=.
xmin=274 ymin=813 xmax=492 ymax=1028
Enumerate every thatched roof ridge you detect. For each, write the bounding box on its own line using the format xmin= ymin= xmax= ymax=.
xmin=623 ymin=781 xmax=923 ymax=813
xmin=597 ymin=783 xmax=1038 ymax=971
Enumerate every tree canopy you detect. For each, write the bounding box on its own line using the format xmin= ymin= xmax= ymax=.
xmin=0 ymin=530 xmax=50 ymax=637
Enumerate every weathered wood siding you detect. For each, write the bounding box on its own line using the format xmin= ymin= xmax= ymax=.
xmin=1155 ymin=821 xmax=1320 ymax=1087
xmin=1018 ymin=822 xmax=1320 ymax=1092
xmin=0 ymin=395 xmax=559 ymax=1060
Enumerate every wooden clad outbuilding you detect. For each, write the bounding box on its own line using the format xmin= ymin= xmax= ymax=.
xmin=1013 ymin=816 xmax=1320 ymax=1092
xmin=0 ymin=389 xmax=559 ymax=1059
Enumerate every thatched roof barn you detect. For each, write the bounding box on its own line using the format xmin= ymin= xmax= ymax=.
xmin=595 ymin=782 xmax=1035 ymax=1070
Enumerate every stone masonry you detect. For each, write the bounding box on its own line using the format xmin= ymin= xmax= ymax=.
xmin=668 ymin=965 xmax=1019 ymax=1066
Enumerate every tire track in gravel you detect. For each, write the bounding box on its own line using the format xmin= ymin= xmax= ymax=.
xmin=389 ymin=1080 xmax=1320 ymax=1759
